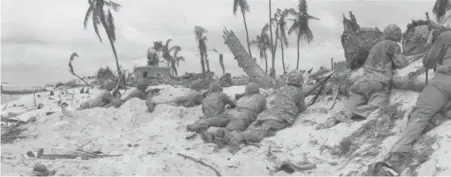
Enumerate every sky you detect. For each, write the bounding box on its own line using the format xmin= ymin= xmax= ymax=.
xmin=1 ymin=0 xmax=436 ymax=85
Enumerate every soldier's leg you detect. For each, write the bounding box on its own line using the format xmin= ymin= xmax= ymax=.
xmin=383 ymin=78 xmax=449 ymax=173
xmin=316 ymin=92 xmax=366 ymax=130
xmin=226 ymin=119 xmax=287 ymax=153
xmin=187 ymin=114 xmax=232 ymax=133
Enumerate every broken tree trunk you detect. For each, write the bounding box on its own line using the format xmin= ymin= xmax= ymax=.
xmin=223 ymin=28 xmax=274 ymax=88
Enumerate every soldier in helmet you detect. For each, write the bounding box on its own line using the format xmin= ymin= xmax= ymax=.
xmin=105 ymin=81 xmax=150 ymax=108
xmin=316 ymin=24 xmax=410 ymax=130
xmin=365 ymin=27 xmax=451 ymax=176
xmin=201 ymin=82 xmax=236 ymax=119
xmin=146 ymin=80 xmax=205 ymax=112
xmin=77 ymin=80 xmax=116 ymax=110
xmin=208 ymin=70 xmax=306 ymax=152
xmin=186 ymin=82 xmax=266 ymax=144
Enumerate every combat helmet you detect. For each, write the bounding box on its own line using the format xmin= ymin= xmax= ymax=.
xmin=245 ymin=82 xmax=260 ymax=94
xmin=103 ymin=80 xmax=116 ymax=91
xmin=190 ymin=80 xmax=203 ymax=91
xmin=286 ymin=70 xmax=304 ymax=87
xmin=384 ymin=24 xmax=402 ymax=42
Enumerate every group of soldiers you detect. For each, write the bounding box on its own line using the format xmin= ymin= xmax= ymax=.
xmin=75 ymin=23 xmax=450 ymax=175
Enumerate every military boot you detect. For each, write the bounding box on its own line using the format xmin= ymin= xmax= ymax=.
xmin=199 ymin=130 xmax=216 ymax=143
xmin=316 ymin=111 xmax=353 ymax=130
xmin=365 ymin=152 xmax=407 ymax=176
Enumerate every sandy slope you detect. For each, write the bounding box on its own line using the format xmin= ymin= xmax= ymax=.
xmin=1 ymin=64 xmax=450 ymax=176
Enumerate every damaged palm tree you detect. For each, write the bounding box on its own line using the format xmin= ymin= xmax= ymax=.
xmin=223 ymin=28 xmax=274 ymax=88
xmin=341 ymin=11 xmax=383 ymax=70
xmin=68 ymin=53 xmax=92 ymax=87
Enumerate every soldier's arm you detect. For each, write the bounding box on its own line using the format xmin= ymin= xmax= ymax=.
xmin=424 ymin=33 xmax=446 ymax=69
xmin=297 ymin=93 xmax=307 ymax=113
xmin=391 ymin=43 xmax=409 ymax=69
xmin=261 ymin=96 xmax=268 ymax=111
xmin=221 ymin=93 xmax=236 ymax=108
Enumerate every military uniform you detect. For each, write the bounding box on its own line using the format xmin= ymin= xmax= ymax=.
xmin=317 ymin=24 xmax=410 ymax=130
xmin=187 ymin=83 xmax=266 ymax=136
xmin=146 ymin=81 xmax=204 ymax=112
xmin=77 ymin=81 xmax=115 ymax=110
xmin=212 ymin=70 xmax=306 ymax=151
xmin=201 ymin=83 xmax=235 ymax=119
xmin=110 ymin=81 xmax=149 ymax=108
xmin=170 ymin=80 xmax=204 ymax=107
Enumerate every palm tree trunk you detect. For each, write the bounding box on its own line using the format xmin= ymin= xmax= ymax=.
xmin=223 ymin=29 xmax=274 ymax=88
xmin=205 ymin=53 xmax=211 ymax=72
xmin=296 ymin=33 xmax=301 ymax=70
xmin=200 ymin=52 xmax=206 ymax=75
xmin=264 ymin=51 xmax=268 ymax=74
xmin=280 ymin=38 xmax=286 ymax=73
xmin=242 ymin=11 xmax=253 ymax=59
xmin=268 ymin=0 xmax=276 ymax=78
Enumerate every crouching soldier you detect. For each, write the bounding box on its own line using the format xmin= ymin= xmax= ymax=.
xmin=201 ymin=82 xmax=236 ymax=119
xmin=186 ymin=82 xmax=266 ymax=143
xmin=146 ymin=80 xmax=204 ymax=112
xmin=77 ymin=80 xmax=116 ymax=110
xmin=316 ymin=24 xmax=410 ymax=130
xmin=212 ymin=70 xmax=306 ymax=152
xmin=366 ymin=28 xmax=451 ymax=176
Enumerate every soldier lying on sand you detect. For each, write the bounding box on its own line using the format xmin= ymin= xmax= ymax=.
xmin=77 ymin=80 xmax=116 ymax=110
xmin=104 ymin=81 xmax=149 ymax=108
xmin=366 ymin=28 xmax=451 ymax=176
xmin=316 ymin=24 xmax=410 ymax=130
xmin=186 ymin=82 xmax=267 ymax=144
xmin=204 ymin=70 xmax=306 ymax=153
xmin=201 ymin=82 xmax=236 ymax=119
xmin=146 ymin=80 xmax=204 ymax=112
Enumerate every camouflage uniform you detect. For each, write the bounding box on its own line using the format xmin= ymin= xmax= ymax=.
xmin=187 ymin=83 xmax=266 ymax=137
xmin=317 ymin=24 xmax=410 ymax=130
xmin=77 ymin=81 xmax=115 ymax=110
xmin=377 ymin=30 xmax=451 ymax=175
xmin=171 ymin=80 xmax=204 ymax=107
xmin=213 ymin=70 xmax=306 ymax=151
xmin=201 ymin=82 xmax=236 ymax=119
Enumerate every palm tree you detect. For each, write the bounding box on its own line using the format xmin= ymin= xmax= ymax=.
xmin=288 ymin=0 xmax=319 ymax=70
xmin=276 ymin=8 xmax=297 ymax=74
xmin=147 ymin=41 xmax=163 ymax=66
xmin=433 ymin=0 xmax=450 ymax=23
xmin=68 ymin=52 xmax=91 ymax=87
xmin=268 ymin=0 xmax=277 ymax=77
xmin=250 ymin=27 xmax=271 ymax=73
xmin=162 ymin=39 xmax=174 ymax=67
xmin=233 ymin=0 xmax=253 ymax=58
xmin=194 ymin=26 xmax=208 ymax=76
xmin=84 ymin=0 xmax=123 ymax=81
xmin=171 ymin=46 xmax=185 ymax=76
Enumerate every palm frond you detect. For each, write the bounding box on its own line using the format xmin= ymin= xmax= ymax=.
xmin=69 ymin=52 xmax=79 ymax=75
xmin=239 ymin=0 xmax=250 ymax=13
xmin=83 ymin=5 xmax=93 ymax=29
xmin=213 ymin=48 xmax=219 ymax=53
xmin=107 ymin=9 xmax=116 ymax=41
xmin=90 ymin=0 xmax=103 ymax=43
xmin=288 ymin=19 xmax=299 ymax=35
xmin=165 ymin=39 xmax=173 ymax=49
xmin=233 ymin=0 xmax=239 ymax=15
xmin=307 ymin=15 xmax=320 ymax=20
xmin=105 ymin=0 xmax=121 ymax=12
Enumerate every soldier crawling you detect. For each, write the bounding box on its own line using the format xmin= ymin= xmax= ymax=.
xmin=105 ymin=81 xmax=149 ymax=108
xmin=77 ymin=80 xmax=117 ymax=110
xmin=201 ymin=82 xmax=236 ymax=119
xmin=367 ymin=28 xmax=451 ymax=176
xmin=316 ymin=24 xmax=410 ymax=130
xmin=207 ymin=70 xmax=307 ymax=152
xmin=146 ymin=80 xmax=204 ymax=112
xmin=186 ymin=82 xmax=266 ymax=144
